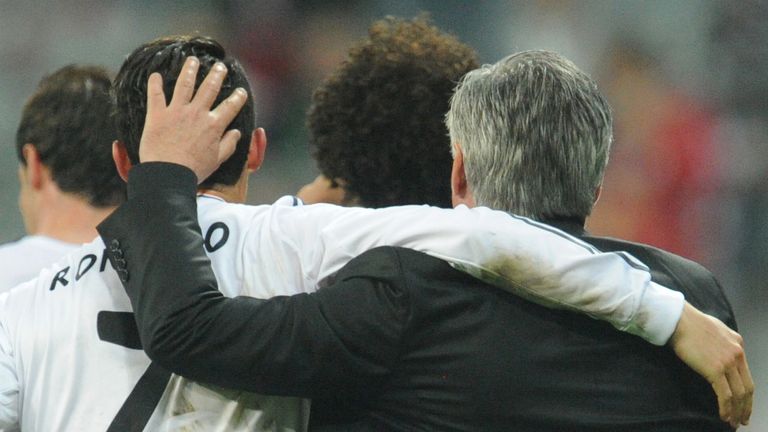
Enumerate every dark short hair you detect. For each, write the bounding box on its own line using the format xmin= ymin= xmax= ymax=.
xmin=16 ymin=65 xmax=125 ymax=207
xmin=113 ymin=35 xmax=255 ymax=188
xmin=307 ymin=16 xmax=479 ymax=208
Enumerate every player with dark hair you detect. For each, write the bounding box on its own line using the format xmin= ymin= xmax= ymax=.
xmin=0 ymin=36 xmax=279 ymax=431
xmin=0 ymin=65 xmax=125 ymax=291
xmin=299 ymin=16 xmax=477 ymax=208
xmin=113 ymin=36 xmax=255 ymax=191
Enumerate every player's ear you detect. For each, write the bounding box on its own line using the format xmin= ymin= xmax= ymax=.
xmin=451 ymin=142 xmax=475 ymax=208
xmin=593 ymin=184 xmax=603 ymax=206
xmin=246 ymin=127 xmax=267 ymax=172
xmin=21 ymin=144 xmax=46 ymax=189
xmin=112 ymin=140 xmax=133 ymax=182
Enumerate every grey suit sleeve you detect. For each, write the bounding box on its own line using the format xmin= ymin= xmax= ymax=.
xmin=97 ymin=163 xmax=404 ymax=397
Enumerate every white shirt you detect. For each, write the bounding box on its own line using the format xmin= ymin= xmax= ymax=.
xmin=0 ymin=236 xmax=80 ymax=293
xmin=0 ymin=196 xmax=684 ymax=431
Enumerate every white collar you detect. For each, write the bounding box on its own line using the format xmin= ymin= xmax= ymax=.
xmin=196 ymin=193 xmax=226 ymax=203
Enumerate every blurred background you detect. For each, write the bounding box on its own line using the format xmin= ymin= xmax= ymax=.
xmin=0 ymin=0 xmax=765 ymax=428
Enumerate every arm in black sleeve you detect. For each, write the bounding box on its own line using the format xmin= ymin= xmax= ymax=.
xmin=97 ymin=163 xmax=406 ymax=398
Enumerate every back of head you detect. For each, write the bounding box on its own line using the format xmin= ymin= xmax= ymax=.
xmin=307 ymin=16 xmax=478 ymax=208
xmin=446 ymin=50 xmax=613 ymax=221
xmin=16 ymin=65 xmax=125 ymax=207
xmin=113 ymin=35 xmax=255 ymax=189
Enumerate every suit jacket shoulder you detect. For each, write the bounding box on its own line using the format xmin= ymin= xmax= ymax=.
xmin=582 ymin=235 xmax=736 ymax=329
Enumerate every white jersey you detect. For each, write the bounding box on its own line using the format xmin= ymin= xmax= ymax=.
xmin=0 ymin=235 xmax=80 ymax=293
xmin=0 ymin=196 xmax=684 ymax=431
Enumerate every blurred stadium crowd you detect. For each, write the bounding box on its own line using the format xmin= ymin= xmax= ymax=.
xmin=0 ymin=0 xmax=765 ymax=429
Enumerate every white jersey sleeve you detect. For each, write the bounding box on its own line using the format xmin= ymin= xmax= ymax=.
xmin=234 ymin=201 xmax=683 ymax=346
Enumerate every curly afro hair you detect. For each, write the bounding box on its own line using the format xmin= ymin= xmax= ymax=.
xmin=307 ymin=16 xmax=478 ymax=208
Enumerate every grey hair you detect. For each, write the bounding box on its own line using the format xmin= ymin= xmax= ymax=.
xmin=445 ymin=50 xmax=613 ymax=220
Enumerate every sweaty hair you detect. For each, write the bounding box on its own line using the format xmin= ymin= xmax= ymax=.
xmin=113 ymin=35 xmax=255 ymax=188
xmin=446 ymin=50 xmax=613 ymax=221
xmin=307 ymin=16 xmax=478 ymax=208
xmin=16 ymin=65 xmax=125 ymax=207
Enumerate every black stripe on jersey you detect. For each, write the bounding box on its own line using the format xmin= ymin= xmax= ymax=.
xmin=107 ymin=362 xmax=171 ymax=432
xmin=616 ymin=251 xmax=650 ymax=271
xmin=508 ymin=214 xmax=649 ymax=271
xmin=508 ymin=214 xmax=601 ymax=254
xmin=99 ymin=311 xmax=172 ymax=431
xmin=97 ymin=311 xmax=142 ymax=350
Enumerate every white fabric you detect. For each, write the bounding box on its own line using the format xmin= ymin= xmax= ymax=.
xmin=0 ymin=196 xmax=684 ymax=431
xmin=0 ymin=236 xmax=80 ymax=293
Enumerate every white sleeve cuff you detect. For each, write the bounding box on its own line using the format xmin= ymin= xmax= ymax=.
xmin=626 ymin=282 xmax=685 ymax=346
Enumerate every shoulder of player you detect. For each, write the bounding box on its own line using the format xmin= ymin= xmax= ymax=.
xmin=0 ymin=236 xmax=24 ymax=252
xmin=199 ymin=199 xmax=366 ymax=243
xmin=0 ymin=236 xmax=39 ymax=258
xmin=16 ymin=238 xmax=113 ymax=294
xmin=196 ymin=198 xmax=294 ymax=234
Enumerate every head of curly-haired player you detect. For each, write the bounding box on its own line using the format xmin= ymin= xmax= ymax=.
xmin=301 ymin=16 xmax=478 ymax=208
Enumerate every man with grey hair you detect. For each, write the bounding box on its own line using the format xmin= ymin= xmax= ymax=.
xmin=97 ymin=50 xmax=751 ymax=430
xmin=445 ymin=50 xmax=749 ymax=430
xmin=446 ymin=50 xmax=612 ymax=220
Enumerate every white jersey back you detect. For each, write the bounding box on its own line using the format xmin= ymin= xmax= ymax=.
xmin=0 ymin=196 xmax=309 ymax=431
xmin=0 ymin=235 xmax=80 ymax=293
xmin=0 ymin=195 xmax=684 ymax=431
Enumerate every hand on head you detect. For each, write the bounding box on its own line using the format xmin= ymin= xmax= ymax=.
xmin=138 ymin=56 xmax=247 ymax=183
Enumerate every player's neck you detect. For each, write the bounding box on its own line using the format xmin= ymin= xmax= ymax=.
xmin=30 ymin=193 xmax=115 ymax=244
xmin=197 ymin=175 xmax=249 ymax=204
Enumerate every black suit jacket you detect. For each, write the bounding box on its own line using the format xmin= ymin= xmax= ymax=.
xmin=98 ymin=163 xmax=734 ymax=431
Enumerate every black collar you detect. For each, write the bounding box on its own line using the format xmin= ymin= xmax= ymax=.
xmin=539 ymin=216 xmax=587 ymax=237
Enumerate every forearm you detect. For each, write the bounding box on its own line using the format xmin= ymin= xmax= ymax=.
xmin=97 ymin=164 xmax=396 ymax=395
xmin=443 ymin=231 xmax=685 ymax=346
xmin=313 ymin=206 xmax=684 ymax=345
xmin=139 ymin=290 xmax=342 ymax=396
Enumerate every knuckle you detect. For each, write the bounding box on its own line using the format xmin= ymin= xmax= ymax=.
xmin=713 ymin=362 xmax=727 ymax=376
xmin=735 ymin=333 xmax=744 ymax=346
xmin=729 ymin=348 xmax=744 ymax=363
xmin=719 ymin=388 xmax=733 ymax=402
